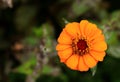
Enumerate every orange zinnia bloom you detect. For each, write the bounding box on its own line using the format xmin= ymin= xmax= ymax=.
xmin=56 ymin=20 xmax=107 ymax=71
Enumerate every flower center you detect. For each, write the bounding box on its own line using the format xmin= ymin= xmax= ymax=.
xmin=77 ymin=40 xmax=88 ymax=51
xmin=72 ymin=38 xmax=89 ymax=55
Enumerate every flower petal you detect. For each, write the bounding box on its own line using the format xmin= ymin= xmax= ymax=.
xmin=78 ymin=56 xmax=89 ymax=71
xmin=58 ymin=29 xmax=72 ymax=44
xmin=85 ymin=23 xmax=97 ymax=35
xmin=90 ymin=34 xmax=105 ymax=44
xmin=56 ymin=44 xmax=71 ymax=51
xmin=59 ymin=58 xmax=66 ymax=62
xmin=90 ymin=51 xmax=106 ymax=61
xmin=65 ymin=54 xmax=79 ymax=70
xmin=91 ymin=41 xmax=107 ymax=51
xmin=58 ymin=48 xmax=72 ymax=62
xmin=83 ymin=54 xmax=97 ymax=68
xmin=65 ymin=22 xmax=81 ymax=38
xmin=79 ymin=20 xmax=89 ymax=37
xmin=85 ymin=23 xmax=102 ymax=40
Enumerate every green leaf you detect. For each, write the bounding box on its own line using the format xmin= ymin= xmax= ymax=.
xmin=111 ymin=11 xmax=120 ymax=22
xmin=107 ymin=45 xmax=120 ymax=58
xmin=59 ymin=74 xmax=68 ymax=82
xmin=23 ymin=36 xmax=38 ymax=46
xmin=72 ymin=1 xmax=89 ymax=16
xmin=15 ymin=55 xmax=37 ymax=75
xmin=62 ymin=18 xmax=69 ymax=24
xmin=33 ymin=27 xmax=43 ymax=37
xmin=105 ymin=31 xmax=119 ymax=45
xmin=42 ymin=65 xmax=52 ymax=74
xmin=90 ymin=65 xmax=97 ymax=76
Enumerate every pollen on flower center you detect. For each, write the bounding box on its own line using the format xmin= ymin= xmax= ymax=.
xmin=72 ymin=38 xmax=89 ymax=55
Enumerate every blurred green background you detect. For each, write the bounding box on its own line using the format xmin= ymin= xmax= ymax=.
xmin=0 ymin=0 xmax=120 ymax=82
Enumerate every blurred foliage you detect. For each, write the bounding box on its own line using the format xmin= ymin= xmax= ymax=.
xmin=0 ymin=0 xmax=120 ymax=82
xmin=15 ymin=54 xmax=37 ymax=75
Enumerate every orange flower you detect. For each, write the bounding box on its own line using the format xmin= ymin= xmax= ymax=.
xmin=56 ymin=20 xmax=107 ymax=71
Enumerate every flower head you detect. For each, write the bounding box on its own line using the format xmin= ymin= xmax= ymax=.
xmin=56 ymin=20 xmax=107 ymax=71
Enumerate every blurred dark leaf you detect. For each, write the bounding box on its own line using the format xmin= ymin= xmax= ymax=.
xmin=41 ymin=65 xmax=52 ymax=75
xmin=23 ymin=36 xmax=38 ymax=46
xmin=107 ymin=45 xmax=120 ymax=58
xmin=90 ymin=65 xmax=97 ymax=76
xmin=15 ymin=5 xmax=37 ymax=31
xmin=9 ymin=73 xmax=26 ymax=82
xmin=72 ymin=0 xmax=89 ymax=17
xmin=62 ymin=18 xmax=69 ymax=24
xmin=101 ymin=10 xmax=120 ymax=58
xmin=105 ymin=31 xmax=119 ymax=45
xmin=33 ymin=27 xmax=43 ymax=38
xmin=14 ymin=53 xmax=37 ymax=75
